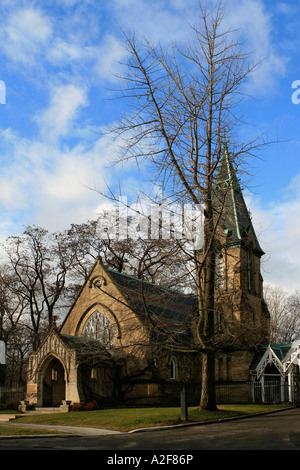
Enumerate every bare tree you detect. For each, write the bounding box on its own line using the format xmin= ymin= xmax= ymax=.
xmin=265 ymin=285 xmax=300 ymax=344
xmin=105 ymin=2 xmax=266 ymax=410
xmin=0 ymin=266 xmax=27 ymax=343
xmin=2 ymin=226 xmax=77 ymax=350
xmin=67 ymin=214 xmax=193 ymax=291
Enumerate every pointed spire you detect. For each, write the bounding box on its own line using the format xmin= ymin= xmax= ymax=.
xmin=213 ymin=145 xmax=264 ymax=256
xmin=215 ymin=143 xmax=239 ymax=188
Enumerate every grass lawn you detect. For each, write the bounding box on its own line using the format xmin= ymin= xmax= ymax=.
xmin=3 ymin=403 xmax=291 ymax=433
xmin=0 ymin=426 xmax=67 ymax=436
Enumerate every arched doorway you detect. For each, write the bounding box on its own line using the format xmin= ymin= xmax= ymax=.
xmin=42 ymin=357 xmax=65 ymax=407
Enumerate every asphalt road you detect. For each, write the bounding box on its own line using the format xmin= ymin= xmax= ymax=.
xmin=0 ymin=407 xmax=300 ymax=453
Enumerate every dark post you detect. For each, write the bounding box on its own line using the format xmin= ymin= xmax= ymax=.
xmin=180 ymin=386 xmax=188 ymax=421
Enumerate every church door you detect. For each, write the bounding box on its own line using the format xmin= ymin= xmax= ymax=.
xmin=42 ymin=357 xmax=65 ymax=407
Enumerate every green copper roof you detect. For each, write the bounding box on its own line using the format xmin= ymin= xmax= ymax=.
xmin=213 ymin=146 xmax=264 ymax=255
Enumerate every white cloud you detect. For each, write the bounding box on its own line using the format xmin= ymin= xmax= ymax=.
xmin=36 ymin=84 xmax=88 ymax=142
xmin=227 ymin=0 xmax=287 ymax=94
xmin=47 ymin=38 xmax=87 ymax=64
xmin=248 ymin=184 xmax=300 ymax=294
xmin=94 ymin=35 xmax=128 ymax=81
xmin=0 ymin=80 xmax=116 ymax=236
xmin=110 ymin=0 xmax=198 ymax=44
xmin=1 ymin=7 xmax=52 ymax=65
xmin=275 ymin=2 xmax=295 ymax=16
xmin=0 ymin=130 xmax=112 ymax=235
xmin=107 ymin=0 xmax=286 ymax=95
xmin=32 ymin=146 xmax=108 ymax=231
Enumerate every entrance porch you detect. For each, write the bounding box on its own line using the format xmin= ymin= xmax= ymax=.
xmin=25 ymin=331 xmax=81 ymax=408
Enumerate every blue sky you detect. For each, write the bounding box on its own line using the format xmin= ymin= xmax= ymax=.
xmin=0 ymin=0 xmax=300 ymax=293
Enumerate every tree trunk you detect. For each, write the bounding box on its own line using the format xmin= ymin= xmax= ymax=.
xmin=199 ymin=349 xmax=217 ymax=410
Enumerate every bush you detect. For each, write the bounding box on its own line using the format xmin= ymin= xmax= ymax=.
xmin=82 ymin=399 xmax=99 ymax=411
xmin=70 ymin=399 xmax=101 ymax=412
xmin=70 ymin=403 xmax=83 ymax=412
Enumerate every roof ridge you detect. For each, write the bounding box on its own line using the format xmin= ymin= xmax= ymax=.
xmin=106 ymin=267 xmax=195 ymax=298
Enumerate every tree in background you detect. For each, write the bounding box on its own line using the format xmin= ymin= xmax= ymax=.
xmin=1 ymin=226 xmax=77 ymax=351
xmin=264 ymin=285 xmax=300 ymax=344
xmin=66 ymin=214 xmax=193 ymax=291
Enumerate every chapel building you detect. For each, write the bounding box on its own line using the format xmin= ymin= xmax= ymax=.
xmin=25 ymin=150 xmax=271 ymax=408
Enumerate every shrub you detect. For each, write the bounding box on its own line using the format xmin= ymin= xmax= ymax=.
xmin=70 ymin=403 xmax=83 ymax=412
xmin=82 ymin=399 xmax=99 ymax=411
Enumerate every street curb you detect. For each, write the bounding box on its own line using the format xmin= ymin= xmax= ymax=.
xmin=128 ymin=406 xmax=296 ymax=433
xmin=0 ymin=433 xmax=78 ymax=440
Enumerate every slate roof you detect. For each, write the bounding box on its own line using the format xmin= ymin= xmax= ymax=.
xmin=59 ymin=333 xmax=114 ymax=363
xmin=59 ymin=333 xmax=94 ymax=349
xmin=106 ymin=268 xmax=196 ymax=345
xmin=213 ymin=147 xmax=264 ymax=255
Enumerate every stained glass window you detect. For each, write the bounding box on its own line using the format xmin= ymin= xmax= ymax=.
xmin=82 ymin=311 xmax=114 ymax=348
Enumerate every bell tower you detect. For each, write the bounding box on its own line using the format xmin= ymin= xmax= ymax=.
xmin=212 ymin=147 xmax=270 ymax=346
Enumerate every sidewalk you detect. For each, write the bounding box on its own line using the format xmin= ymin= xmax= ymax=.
xmin=0 ymin=421 xmax=123 ymax=437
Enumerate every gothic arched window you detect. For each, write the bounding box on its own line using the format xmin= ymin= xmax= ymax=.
xmin=216 ymin=252 xmax=224 ymax=289
xmin=82 ymin=311 xmax=114 ymax=348
xmin=247 ymin=251 xmax=256 ymax=293
xmin=216 ymin=308 xmax=223 ymax=332
xmin=170 ymin=358 xmax=176 ymax=380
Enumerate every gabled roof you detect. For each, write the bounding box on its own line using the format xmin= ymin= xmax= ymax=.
xmin=105 ymin=267 xmax=196 ymax=344
xmin=59 ymin=257 xmax=196 ymax=346
xmin=59 ymin=333 xmax=115 ymax=365
xmin=213 ymin=146 xmax=264 ymax=256
xmin=281 ymin=338 xmax=300 ymax=371
xmin=250 ymin=343 xmax=292 ymax=377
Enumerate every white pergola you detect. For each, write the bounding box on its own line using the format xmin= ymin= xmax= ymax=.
xmin=283 ymin=340 xmax=300 ymax=402
xmin=251 ymin=339 xmax=300 ymax=403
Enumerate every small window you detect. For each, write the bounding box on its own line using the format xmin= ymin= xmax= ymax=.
xmin=216 ymin=253 xmax=224 ymax=289
xmin=51 ymin=369 xmax=58 ymax=381
xmin=91 ymin=368 xmax=97 ymax=379
xmin=217 ymin=309 xmax=223 ymax=332
xmin=170 ymin=358 xmax=176 ymax=380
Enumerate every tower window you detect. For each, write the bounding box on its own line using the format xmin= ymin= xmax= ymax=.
xmin=170 ymin=358 xmax=176 ymax=380
xmin=216 ymin=253 xmax=224 ymax=289
xmin=91 ymin=368 xmax=97 ymax=379
xmin=247 ymin=251 xmax=256 ymax=293
xmin=216 ymin=309 xmax=223 ymax=332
